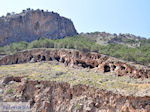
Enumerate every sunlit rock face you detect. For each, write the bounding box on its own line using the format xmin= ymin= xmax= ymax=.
xmin=1 ymin=77 xmax=150 ymax=112
xmin=0 ymin=48 xmax=150 ymax=79
xmin=0 ymin=9 xmax=77 ymax=46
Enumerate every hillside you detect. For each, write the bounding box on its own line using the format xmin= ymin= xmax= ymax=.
xmin=0 ymin=9 xmax=150 ymax=112
xmin=0 ymin=48 xmax=150 ymax=111
xmin=0 ymin=9 xmax=77 ymax=46
xmin=80 ymin=32 xmax=146 ymax=47
xmin=0 ymin=36 xmax=150 ymax=66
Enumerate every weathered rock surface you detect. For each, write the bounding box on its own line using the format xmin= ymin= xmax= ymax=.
xmin=0 ymin=9 xmax=77 ymax=46
xmin=1 ymin=76 xmax=150 ymax=112
xmin=80 ymin=32 xmax=146 ymax=47
xmin=0 ymin=48 xmax=150 ymax=79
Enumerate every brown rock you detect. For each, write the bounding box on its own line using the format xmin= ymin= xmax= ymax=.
xmin=0 ymin=48 xmax=149 ymax=79
xmin=14 ymin=79 xmax=150 ymax=112
xmin=1 ymin=76 xmax=22 ymax=84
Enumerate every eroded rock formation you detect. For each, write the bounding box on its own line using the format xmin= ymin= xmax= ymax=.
xmin=0 ymin=48 xmax=150 ymax=78
xmin=0 ymin=9 xmax=77 ymax=46
xmin=0 ymin=76 xmax=150 ymax=112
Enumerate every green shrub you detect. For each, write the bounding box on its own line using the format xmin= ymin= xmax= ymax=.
xmin=0 ymin=36 xmax=150 ymax=65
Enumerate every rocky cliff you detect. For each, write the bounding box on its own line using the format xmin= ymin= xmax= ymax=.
xmin=0 ymin=9 xmax=77 ymax=46
xmin=0 ymin=76 xmax=150 ymax=112
xmin=0 ymin=48 xmax=150 ymax=79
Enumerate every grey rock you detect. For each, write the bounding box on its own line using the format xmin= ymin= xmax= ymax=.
xmin=0 ymin=9 xmax=77 ymax=46
xmin=8 ymin=81 xmax=16 ymax=85
xmin=30 ymin=58 xmax=35 ymax=63
xmin=1 ymin=76 xmax=13 ymax=84
xmin=0 ymin=89 xmax=3 ymax=94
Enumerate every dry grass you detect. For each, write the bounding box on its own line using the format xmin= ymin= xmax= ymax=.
xmin=0 ymin=61 xmax=150 ymax=96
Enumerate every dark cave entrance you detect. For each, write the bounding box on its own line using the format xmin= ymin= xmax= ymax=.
xmin=104 ymin=65 xmax=111 ymax=72
xmin=77 ymin=61 xmax=94 ymax=68
xmin=29 ymin=56 xmax=34 ymax=60
xmin=55 ymin=56 xmax=60 ymax=62
xmin=112 ymin=65 xmax=116 ymax=71
xmin=37 ymin=55 xmax=41 ymax=60
xmin=15 ymin=58 xmax=19 ymax=64
xmin=49 ymin=57 xmax=53 ymax=61
xmin=61 ymin=58 xmax=65 ymax=63
xmin=41 ymin=56 xmax=46 ymax=61
xmin=121 ymin=66 xmax=126 ymax=70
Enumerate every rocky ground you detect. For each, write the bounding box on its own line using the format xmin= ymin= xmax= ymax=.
xmin=1 ymin=48 xmax=149 ymax=79
xmin=80 ymin=32 xmax=145 ymax=47
xmin=0 ymin=61 xmax=150 ymax=112
xmin=0 ymin=49 xmax=150 ymax=112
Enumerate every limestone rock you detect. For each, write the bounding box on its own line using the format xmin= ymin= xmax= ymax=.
xmin=0 ymin=9 xmax=77 ymax=46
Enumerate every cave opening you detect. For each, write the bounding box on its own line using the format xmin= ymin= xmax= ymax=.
xmin=49 ymin=57 xmax=53 ymax=61
xmin=41 ymin=56 xmax=46 ymax=61
xmin=29 ymin=56 xmax=33 ymax=60
xmin=61 ymin=58 xmax=65 ymax=63
xmin=88 ymin=65 xmax=94 ymax=68
xmin=55 ymin=56 xmax=60 ymax=62
xmin=13 ymin=77 xmax=21 ymax=82
xmin=121 ymin=66 xmax=126 ymax=70
xmin=70 ymin=94 xmax=73 ymax=99
xmin=80 ymin=62 xmax=94 ymax=68
xmin=112 ymin=65 xmax=116 ymax=71
xmin=95 ymin=64 xmax=99 ymax=67
xmin=15 ymin=58 xmax=19 ymax=64
xmin=104 ymin=65 xmax=111 ymax=72
xmin=37 ymin=55 xmax=41 ymax=60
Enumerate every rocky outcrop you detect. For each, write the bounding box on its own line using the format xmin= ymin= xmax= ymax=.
xmin=80 ymin=32 xmax=146 ymax=47
xmin=0 ymin=9 xmax=77 ymax=46
xmin=1 ymin=76 xmax=150 ymax=112
xmin=0 ymin=48 xmax=150 ymax=79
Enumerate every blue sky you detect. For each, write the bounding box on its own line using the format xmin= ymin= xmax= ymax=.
xmin=0 ymin=0 xmax=149 ymax=38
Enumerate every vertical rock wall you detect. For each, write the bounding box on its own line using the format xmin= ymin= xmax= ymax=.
xmin=0 ymin=9 xmax=77 ymax=46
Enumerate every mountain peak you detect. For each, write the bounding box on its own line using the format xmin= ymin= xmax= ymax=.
xmin=0 ymin=9 xmax=77 ymax=46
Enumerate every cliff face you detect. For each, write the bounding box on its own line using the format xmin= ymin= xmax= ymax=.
xmin=0 ymin=9 xmax=77 ymax=46
xmin=0 ymin=48 xmax=150 ymax=79
xmin=1 ymin=77 xmax=150 ymax=112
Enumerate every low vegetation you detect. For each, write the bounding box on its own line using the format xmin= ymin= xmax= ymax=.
xmin=0 ymin=62 xmax=150 ymax=96
xmin=0 ymin=36 xmax=150 ymax=65
xmin=6 ymin=88 xmax=14 ymax=94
